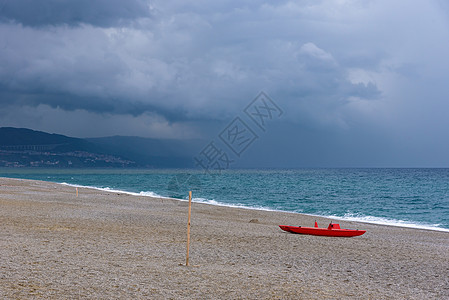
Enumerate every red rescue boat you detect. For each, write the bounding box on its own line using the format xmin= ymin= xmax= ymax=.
xmin=279 ymin=221 xmax=366 ymax=237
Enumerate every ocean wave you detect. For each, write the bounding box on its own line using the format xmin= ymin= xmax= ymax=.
xmin=325 ymin=213 xmax=449 ymax=232
xmin=191 ymin=197 xmax=278 ymax=212
xmin=60 ymin=182 xmax=171 ymax=200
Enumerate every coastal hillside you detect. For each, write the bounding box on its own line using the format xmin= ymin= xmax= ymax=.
xmin=0 ymin=127 xmax=200 ymax=168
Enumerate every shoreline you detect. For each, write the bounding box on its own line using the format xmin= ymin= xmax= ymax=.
xmin=7 ymin=176 xmax=449 ymax=233
xmin=60 ymin=180 xmax=449 ymax=233
xmin=1 ymin=177 xmax=448 ymax=299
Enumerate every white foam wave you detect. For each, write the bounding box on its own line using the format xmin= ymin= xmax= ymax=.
xmin=59 ymin=182 xmax=171 ymax=200
xmin=192 ymin=197 xmax=278 ymax=212
xmin=325 ymin=213 xmax=449 ymax=232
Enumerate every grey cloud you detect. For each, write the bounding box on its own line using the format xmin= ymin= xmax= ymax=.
xmin=0 ymin=0 xmax=150 ymax=27
xmin=1 ymin=0 xmax=449 ymax=167
xmin=1 ymin=7 xmax=381 ymax=125
xmin=0 ymin=0 xmax=393 ymax=127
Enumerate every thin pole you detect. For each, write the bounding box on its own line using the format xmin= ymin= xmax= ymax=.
xmin=186 ymin=191 xmax=192 ymax=266
xmin=76 ymin=187 xmax=78 ymax=197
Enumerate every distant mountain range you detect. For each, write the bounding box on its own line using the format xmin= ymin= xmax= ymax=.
xmin=0 ymin=127 xmax=203 ymax=168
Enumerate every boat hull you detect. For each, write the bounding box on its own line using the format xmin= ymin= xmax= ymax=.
xmin=279 ymin=225 xmax=366 ymax=237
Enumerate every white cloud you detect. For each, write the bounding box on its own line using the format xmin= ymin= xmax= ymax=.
xmin=299 ymin=43 xmax=336 ymax=63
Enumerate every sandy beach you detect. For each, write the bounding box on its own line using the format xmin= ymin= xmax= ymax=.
xmin=1 ymin=177 xmax=448 ymax=299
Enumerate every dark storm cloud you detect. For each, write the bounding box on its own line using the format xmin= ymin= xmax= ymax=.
xmin=1 ymin=0 xmax=449 ymax=167
xmin=0 ymin=1 xmax=382 ymax=125
xmin=0 ymin=0 xmax=150 ymax=27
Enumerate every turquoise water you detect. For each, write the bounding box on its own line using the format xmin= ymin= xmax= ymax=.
xmin=1 ymin=168 xmax=448 ymax=232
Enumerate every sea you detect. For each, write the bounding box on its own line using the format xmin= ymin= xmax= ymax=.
xmin=1 ymin=168 xmax=449 ymax=232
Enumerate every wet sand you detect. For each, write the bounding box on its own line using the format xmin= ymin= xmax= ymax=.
xmin=1 ymin=177 xmax=448 ymax=299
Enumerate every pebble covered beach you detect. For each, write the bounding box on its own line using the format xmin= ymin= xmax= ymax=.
xmin=1 ymin=177 xmax=448 ymax=299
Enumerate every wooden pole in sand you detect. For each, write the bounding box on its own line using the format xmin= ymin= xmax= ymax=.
xmin=76 ymin=187 xmax=78 ymax=197
xmin=186 ymin=191 xmax=192 ymax=266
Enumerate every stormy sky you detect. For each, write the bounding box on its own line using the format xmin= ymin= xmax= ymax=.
xmin=1 ymin=0 xmax=449 ymax=167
